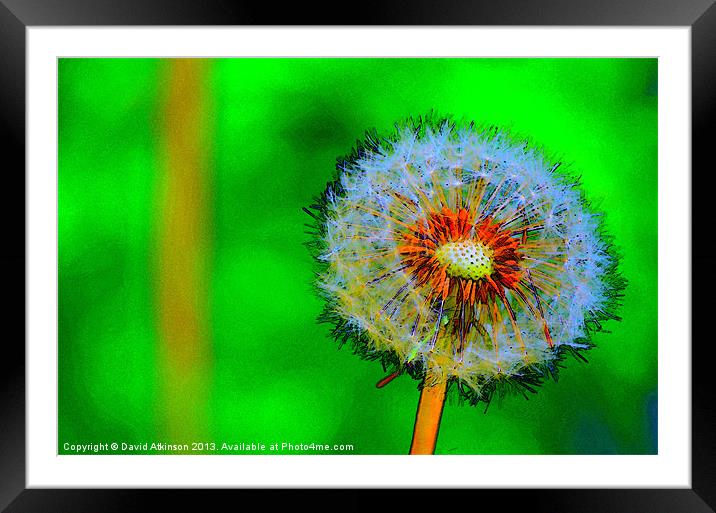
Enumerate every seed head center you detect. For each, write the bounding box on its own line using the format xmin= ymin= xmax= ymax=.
xmin=434 ymin=239 xmax=494 ymax=281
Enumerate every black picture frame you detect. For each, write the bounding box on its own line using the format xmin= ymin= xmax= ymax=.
xmin=2 ymin=1 xmax=713 ymax=511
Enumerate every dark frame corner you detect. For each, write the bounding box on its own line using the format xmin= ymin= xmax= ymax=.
xmin=2 ymin=0 xmax=714 ymax=511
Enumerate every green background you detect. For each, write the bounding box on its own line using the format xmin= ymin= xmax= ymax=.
xmin=58 ymin=58 xmax=657 ymax=455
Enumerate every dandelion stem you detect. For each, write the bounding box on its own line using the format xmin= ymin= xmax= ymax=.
xmin=409 ymin=375 xmax=447 ymax=455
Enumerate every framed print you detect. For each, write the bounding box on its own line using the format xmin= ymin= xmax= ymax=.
xmin=2 ymin=0 xmax=715 ymax=511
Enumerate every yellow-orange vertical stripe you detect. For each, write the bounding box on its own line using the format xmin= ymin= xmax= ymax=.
xmin=155 ymin=59 xmax=213 ymax=448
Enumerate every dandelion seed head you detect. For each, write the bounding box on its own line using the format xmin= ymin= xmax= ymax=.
xmin=307 ymin=115 xmax=625 ymax=405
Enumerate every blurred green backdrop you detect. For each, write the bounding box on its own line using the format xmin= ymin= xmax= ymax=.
xmin=58 ymin=58 xmax=657 ymax=455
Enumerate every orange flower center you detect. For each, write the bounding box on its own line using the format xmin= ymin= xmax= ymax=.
xmin=397 ymin=206 xmax=523 ymax=304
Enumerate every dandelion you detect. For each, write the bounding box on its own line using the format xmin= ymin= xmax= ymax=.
xmin=305 ymin=115 xmax=625 ymax=454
